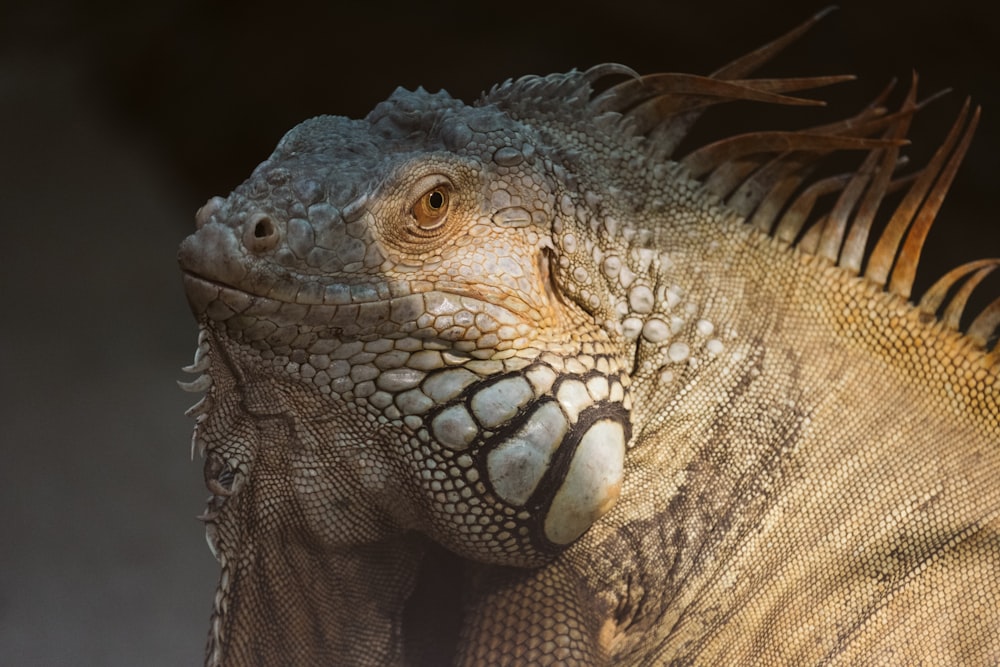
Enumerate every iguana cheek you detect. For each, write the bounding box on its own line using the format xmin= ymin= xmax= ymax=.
xmin=412 ymin=361 xmax=631 ymax=565
xmin=469 ymin=376 xmax=535 ymax=427
xmin=486 ymin=401 xmax=568 ymax=505
xmin=483 ymin=404 xmax=626 ymax=545
xmin=543 ymin=418 xmax=625 ymax=545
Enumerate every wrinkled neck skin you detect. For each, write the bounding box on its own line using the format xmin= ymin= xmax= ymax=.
xmin=196 ymin=332 xmax=433 ymax=666
xmin=208 ymin=531 xmax=425 ymax=667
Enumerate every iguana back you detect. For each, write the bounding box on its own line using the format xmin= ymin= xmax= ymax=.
xmin=178 ymin=10 xmax=999 ymax=665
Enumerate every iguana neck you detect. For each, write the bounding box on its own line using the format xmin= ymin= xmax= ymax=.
xmin=565 ymin=208 xmax=999 ymax=661
xmin=207 ymin=529 xmax=424 ymax=666
xmin=194 ymin=333 xmax=429 ymax=667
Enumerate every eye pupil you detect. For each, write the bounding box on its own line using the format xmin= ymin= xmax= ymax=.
xmin=411 ymin=185 xmax=451 ymax=231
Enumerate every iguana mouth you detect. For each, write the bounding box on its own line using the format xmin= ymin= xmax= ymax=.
xmin=180 ymin=271 xmax=536 ymax=355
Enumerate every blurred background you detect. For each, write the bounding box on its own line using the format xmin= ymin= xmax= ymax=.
xmin=1 ymin=1 xmax=996 ymax=664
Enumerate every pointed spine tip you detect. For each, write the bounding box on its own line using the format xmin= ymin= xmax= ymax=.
xmin=815 ymin=5 xmax=840 ymax=21
xmin=178 ymin=374 xmax=212 ymax=393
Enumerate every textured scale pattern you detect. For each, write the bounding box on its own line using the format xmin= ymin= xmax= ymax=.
xmin=178 ymin=10 xmax=998 ymax=666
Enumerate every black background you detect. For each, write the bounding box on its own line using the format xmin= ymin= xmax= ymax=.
xmin=1 ymin=1 xmax=996 ymax=664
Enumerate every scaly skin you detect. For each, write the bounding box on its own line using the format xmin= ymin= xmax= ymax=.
xmin=178 ymin=14 xmax=999 ymax=666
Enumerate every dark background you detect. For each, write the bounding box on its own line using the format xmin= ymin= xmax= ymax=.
xmin=1 ymin=1 xmax=996 ymax=664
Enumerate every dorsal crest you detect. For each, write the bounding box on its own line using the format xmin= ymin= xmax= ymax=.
xmin=482 ymin=8 xmax=998 ymax=361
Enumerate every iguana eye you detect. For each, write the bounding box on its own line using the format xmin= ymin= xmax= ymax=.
xmin=411 ymin=186 xmax=450 ymax=230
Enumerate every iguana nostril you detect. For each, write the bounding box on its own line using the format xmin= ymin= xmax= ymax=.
xmin=244 ymin=212 xmax=279 ymax=252
xmin=253 ymin=217 xmax=273 ymax=238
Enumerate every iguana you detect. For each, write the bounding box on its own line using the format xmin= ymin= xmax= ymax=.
xmin=177 ymin=10 xmax=1000 ymax=666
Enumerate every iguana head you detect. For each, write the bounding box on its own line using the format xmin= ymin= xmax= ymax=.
xmin=178 ymin=82 xmax=636 ymax=569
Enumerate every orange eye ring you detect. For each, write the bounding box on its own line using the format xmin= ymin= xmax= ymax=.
xmin=411 ymin=186 xmax=451 ymax=230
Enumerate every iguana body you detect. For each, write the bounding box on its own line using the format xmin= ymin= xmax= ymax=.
xmin=178 ymin=12 xmax=1000 ymax=665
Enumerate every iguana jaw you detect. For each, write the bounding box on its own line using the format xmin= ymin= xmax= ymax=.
xmin=177 ymin=169 xmax=639 ymax=566
xmin=180 ymin=218 xmax=636 ymax=571
xmin=179 ymin=269 xmax=558 ymax=356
